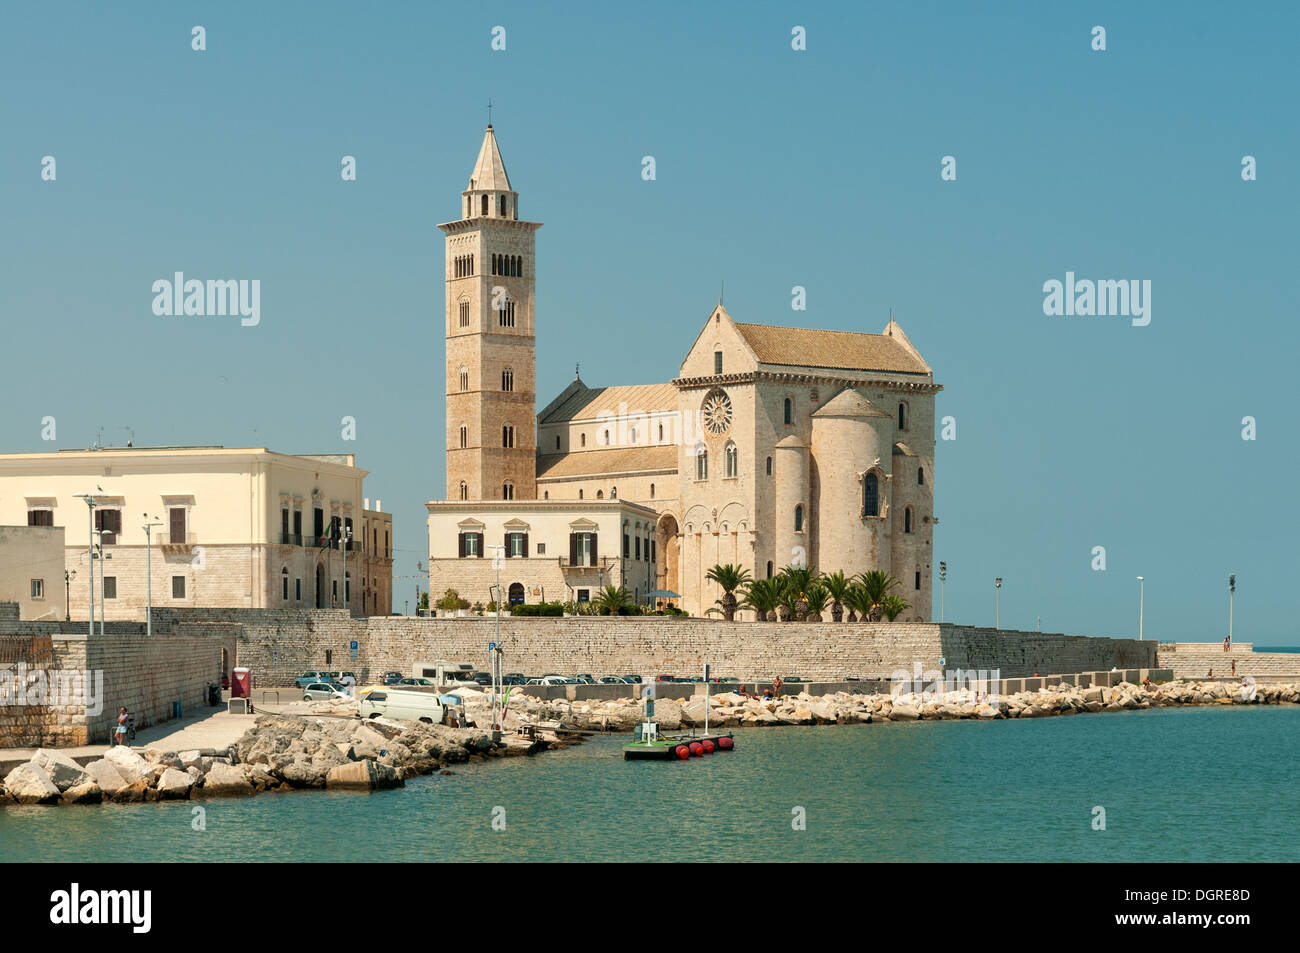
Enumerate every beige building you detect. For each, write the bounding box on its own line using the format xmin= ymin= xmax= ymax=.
xmin=0 ymin=525 xmax=67 ymax=621
xmin=361 ymin=501 xmax=394 ymax=616
xmin=0 ymin=446 xmax=391 ymax=619
xmin=431 ymin=126 xmax=941 ymax=619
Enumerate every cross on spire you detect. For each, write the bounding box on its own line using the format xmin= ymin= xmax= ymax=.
xmin=487 ymin=98 xmax=493 ymax=127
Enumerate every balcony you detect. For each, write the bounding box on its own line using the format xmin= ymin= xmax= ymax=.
xmin=159 ymin=531 xmax=197 ymax=552
xmin=280 ymin=533 xmax=303 ymax=546
xmin=559 ymin=555 xmax=604 ymax=570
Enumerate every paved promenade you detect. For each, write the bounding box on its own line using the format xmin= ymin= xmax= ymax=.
xmin=0 ymin=704 xmax=264 ymax=776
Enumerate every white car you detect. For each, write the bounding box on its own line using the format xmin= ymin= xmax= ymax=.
xmin=302 ymin=682 xmax=350 ymax=701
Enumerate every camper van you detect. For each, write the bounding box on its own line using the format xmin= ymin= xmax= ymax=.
xmin=411 ymin=660 xmax=478 ymax=689
xmin=359 ymin=688 xmax=447 ymax=724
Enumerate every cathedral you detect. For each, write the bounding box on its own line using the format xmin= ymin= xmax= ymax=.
xmin=426 ymin=126 xmax=942 ymax=620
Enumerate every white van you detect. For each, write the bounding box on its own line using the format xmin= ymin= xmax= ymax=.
xmin=359 ymin=688 xmax=446 ymax=725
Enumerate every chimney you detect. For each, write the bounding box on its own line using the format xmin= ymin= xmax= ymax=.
xmin=376 ymin=499 xmax=381 ymax=513
xmin=364 ymin=497 xmax=370 ymax=510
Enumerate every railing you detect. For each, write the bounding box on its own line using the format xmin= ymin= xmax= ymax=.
xmin=559 ymin=556 xmax=601 ymax=569
xmin=280 ymin=533 xmax=302 ymax=546
xmin=160 ymin=532 xmax=197 ymax=546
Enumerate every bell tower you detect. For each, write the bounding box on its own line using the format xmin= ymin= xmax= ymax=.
xmin=439 ymin=125 xmax=542 ymax=501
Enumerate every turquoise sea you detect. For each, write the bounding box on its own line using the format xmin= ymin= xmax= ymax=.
xmin=3 ymin=704 xmax=1297 ymax=863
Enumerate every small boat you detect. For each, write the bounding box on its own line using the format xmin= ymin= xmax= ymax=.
xmin=622 ymin=664 xmax=735 ymax=760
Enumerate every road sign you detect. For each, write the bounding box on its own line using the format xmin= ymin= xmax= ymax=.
xmin=489 ymin=642 xmax=496 ymax=650
xmin=349 ymin=641 xmax=358 ymax=651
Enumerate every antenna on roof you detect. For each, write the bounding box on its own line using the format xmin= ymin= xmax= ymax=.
xmin=575 ymin=362 xmax=580 ymax=379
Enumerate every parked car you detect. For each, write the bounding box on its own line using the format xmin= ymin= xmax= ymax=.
xmin=397 ymin=677 xmax=437 ymax=688
xmin=623 ymin=675 xmax=643 ymax=684
xmin=471 ymin=672 xmax=493 ymax=686
xmin=501 ymin=674 xmax=527 ymax=686
xmin=360 ymin=688 xmax=446 ymax=724
xmin=598 ymin=676 xmax=628 ymax=684
xmin=293 ymin=672 xmax=336 ymax=689
xmin=381 ymin=671 xmax=404 ymax=685
xmin=302 ymin=682 xmax=350 ymax=701
xmin=526 ymin=675 xmax=569 ymax=686
xmin=574 ymin=674 xmax=596 ymax=684
xmin=655 ymin=674 xmax=679 ymax=683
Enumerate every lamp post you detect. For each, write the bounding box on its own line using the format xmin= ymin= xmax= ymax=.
xmin=1228 ymin=573 xmax=1236 ymax=643
xmin=93 ymin=529 xmax=111 ymax=636
xmin=74 ymin=493 xmax=97 ymax=637
xmin=64 ymin=569 xmax=75 ymax=622
xmin=143 ymin=516 xmax=162 ymax=636
xmin=415 ymin=560 xmax=423 ymax=616
xmin=341 ymin=523 xmax=352 ymax=616
xmin=939 ymin=562 xmax=947 ymax=623
xmin=1136 ymin=576 xmax=1144 ymax=640
xmin=994 ymin=577 xmax=1002 ymax=630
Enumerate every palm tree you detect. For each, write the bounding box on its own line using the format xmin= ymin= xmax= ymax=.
xmin=842 ymin=583 xmax=868 ymax=623
xmin=593 ymin=585 xmax=630 ymax=616
xmin=881 ymin=593 xmax=911 ymax=621
xmin=803 ymin=584 xmax=830 ymax=622
xmin=740 ymin=578 xmax=781 ymax=621
xmin=778 ymin=565 xmax=817 ymax=622
xmin=822 ymin=570 xmax=851 ymax=623
xmin=706 ymin=563 xmax=752 ymax=622
xmin=855 ymin=570 xmax=903 ymax=622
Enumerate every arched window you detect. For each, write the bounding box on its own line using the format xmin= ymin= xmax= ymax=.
xmin=918 ymin=466 xmax=925 ymax=486
xmin=611 ymin=486 xmax=617 ymax=499
xmin=794 ymin=504 xmax=804 ymax=532
xmin=658 ymin=423 xmax=664 ymax=441
xmin=481 ymin=195 xmax=489 ymax=216
xmin=602 ymin=429 xmax=610 ymax=445
xmin=629 ymin=426 xmax=638 ymax=443
xmin=578 ymin=489 xmax=583 ymax=500
xmin=502 ymin=424 xmax=515 ymax=448
xmin=905 ymin=506 xmax=913 ymax=533
xmin=580 ymin=433 xmax=586 ymax=447
xmin=499 ymin=195 xmax=507 ymax=216
xmin=898 ymin=402 xmax=907 ymax=430
xmin=459 ymin=426 xmax=467 ymax=449
xmin=596 ymin=490 xmax=604 ymax=499
xmin=502 ymin=368 xmax=514 ymax=391
xmin=650 ymin=483 xmax=655 ymax=499
xmin=864 ymin=472 xmax=880 ymax=517
xmin=766 ymin=561 xmax=773 ymax=579
xmin=458 ymin=301 xmax=470 ymax=327
xmin=281 ymin=567 xmax=289 ymax=601
xmin=503 ymin=482 xmax=514 ymax=500
xmin=725 ymin=441 xmax=738 ymax=478
xmin=459 ymin=482 xmax=467 ymax=500
xmin=555 ymin=435 xmax=561 ymax=450
xmin=695 ymin=445 xmax=708 ymax=481
xmin=466 ymin=196 xmax=472 ymax=218
xmin=784 ymin=397 xmax=793 ymax=425
xmin=766 ymin=456 xmax=772 ymax=476
xmin=459 ymin=367 xmax=468 ymax=391
xmin=543 ymin=491 xmax=549 ymax=500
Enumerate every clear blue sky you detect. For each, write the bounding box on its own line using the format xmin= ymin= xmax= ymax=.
xmin=2 ymin=2 xmax=1296 ymax=642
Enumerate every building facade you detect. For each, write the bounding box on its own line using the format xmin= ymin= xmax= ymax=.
xmin=0 ymin=447 xmax=391 ymax=619
xmin=430 ymin=126 xmax=941 ymax=619
xmin=0 ymin=525 xmax=67 ymax=621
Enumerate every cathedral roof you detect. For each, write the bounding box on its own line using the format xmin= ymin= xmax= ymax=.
xmin=733 ymin=322 xmax=930 ymax=375
xmin=536 ymin=445 xmax=679 ymax=480
xmin=538 ymin=382 xmax=678 ymax=424
xmin=893 ymin=442 xmax=919 ymax=456
xmin=468 ymin=125 xmax=512 ymax=192
xmin=811 ymin=387 xmax=890 ymax=418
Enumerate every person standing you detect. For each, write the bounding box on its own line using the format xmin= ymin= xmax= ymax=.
xmin=113 ymin=707 xmax=128 ymax=746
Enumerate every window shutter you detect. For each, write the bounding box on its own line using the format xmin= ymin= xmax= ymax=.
xmin=569 ymin=533 xmax=577 ymax=565
xmin=522 ymin=533 xmax=529 ymax=558
xmin=590 ymin=533 xmax=598 ymax=565
xmin=475 ymin=533 xmax=485 ymax=557
xmin=458 ymin=533 xmax=466 ymax=558
xmin=504 ymin=532 xmax=511 ymax=557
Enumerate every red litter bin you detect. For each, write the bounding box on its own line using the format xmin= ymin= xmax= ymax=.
xmin=231 ymin=668 xmax=252 ymax=699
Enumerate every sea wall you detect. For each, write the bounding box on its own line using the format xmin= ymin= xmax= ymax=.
xmin=1158 ymin=642 xmax=1300 ymax=678
xmin=152 ymin=609 xmax=1156 ymax=685
xmin=0 ymin=618 xmax=236 ymax=747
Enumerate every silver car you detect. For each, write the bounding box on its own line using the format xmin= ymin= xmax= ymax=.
xmin=302 ymin=682 xmax=349 ymax=701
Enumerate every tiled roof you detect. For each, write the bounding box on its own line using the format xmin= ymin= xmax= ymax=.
xmin=536 ymin=445 xmax=679 ymax=479
xmin=539 ymin=382 xmax=678 ymax=424
xmin=734 ymin=323 xmax=930 ymax=374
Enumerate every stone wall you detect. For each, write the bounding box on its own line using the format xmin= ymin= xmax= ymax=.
xmin=156 ymin=608 xmax=1155 ymax=686
xmin=1158 ymin=642 xmax=1300 ymax=678
xmin=0 ymin=617 xmax=236 ymax=747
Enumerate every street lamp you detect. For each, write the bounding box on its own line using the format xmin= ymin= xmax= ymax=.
xmin=1228 ymin=573 xmax=1236 ymax=644
xmin=938 ymin=562 xmax=947 ymax=623
xmin=73 ymin=492 xmax=98 ymax=637
xmin=143 ymin=516 xmax=162 ymax=635
xmin=1136 ymin=576 xmax=1144 ymax=641
xmin=994 ymin=577 xmax=1002 ymax=630
xmin=93 ymin=529 xmax=112 ymax=637
xmin=64 ymin=569 xmax=76 ymax=622
xmin=416 ymin=560 xmax=423 ymax=616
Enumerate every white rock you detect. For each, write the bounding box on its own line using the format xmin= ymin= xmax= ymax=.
xmin=31 ymin=749 xmax=91 ymax=792
xmin=156 ymin=767 xmax=193 ymax=799
xmin=3 ymin=763 xmax=61 ymax=804
xmin=104 ymin=746 xmax=150 ymax=784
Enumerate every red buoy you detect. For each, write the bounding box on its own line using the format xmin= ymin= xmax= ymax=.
xmin=675 ymin=745 xmax=690 ymax=760
xmin=702 ymin=739 xmax=716 ymax=754
xmin=717 ymin=736 xmax=734 ymax=750
xmin=689 ymin=742 xmax=704 ymax=757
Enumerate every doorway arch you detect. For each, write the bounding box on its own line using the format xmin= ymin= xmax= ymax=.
xmin=508 ymin=582 xmax=525 ymax=605
xmin=315 ymin=562 xmax=326 ymax=609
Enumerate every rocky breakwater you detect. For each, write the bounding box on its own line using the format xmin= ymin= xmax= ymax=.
xmin=2 ymin=713 xmax=563 ymax=808
xmin=500 ymin=678 xmax=1300 ymax=732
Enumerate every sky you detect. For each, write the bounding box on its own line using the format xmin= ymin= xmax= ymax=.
xmin=2 ymin=1 xmax=1296 ymax=643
